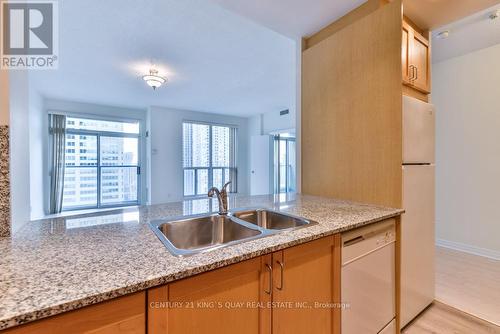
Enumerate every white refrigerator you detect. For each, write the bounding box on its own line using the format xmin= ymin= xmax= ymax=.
xmin=400 ymin=95 xmax=436 ymax=328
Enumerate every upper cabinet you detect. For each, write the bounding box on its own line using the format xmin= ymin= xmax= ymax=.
xmin=402 ymin=20 xmax=431 ymax=94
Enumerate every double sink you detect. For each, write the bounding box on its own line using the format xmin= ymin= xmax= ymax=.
xmin=150 ymin=209 xmax=317 ymax=257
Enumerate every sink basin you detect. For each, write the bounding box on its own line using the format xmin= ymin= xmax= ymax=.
xmin=231 ymin=209 xmax=316 ymax=230
xmin=150 ymin=214 xmax=263 ymax=257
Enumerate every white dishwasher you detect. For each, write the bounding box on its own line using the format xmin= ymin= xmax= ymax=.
xmin=341 ymin=219 xmax=396 ymax=334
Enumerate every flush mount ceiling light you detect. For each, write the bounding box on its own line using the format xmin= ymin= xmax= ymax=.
xmin=143 ymin=69 xmax=166 ymax=90
xmin=490 ymin=10 xmax=500 ymax=20
xmin=436 ymin=30 xmax=450 ymax=39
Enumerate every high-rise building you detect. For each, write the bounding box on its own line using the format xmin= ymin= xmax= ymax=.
xmin=62 ymin=118 xmax=139 ymax=209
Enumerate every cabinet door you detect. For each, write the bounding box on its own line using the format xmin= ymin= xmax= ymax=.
xmin=272 ymin=236 xmax=341 ymax=334
xmin=409 ymin=30 xmax=430 ymax=93
xmin=148 ymin=256 xmax=272 ymax=334
xmin=401 ymin=22 xmax=411 ymax=84
xmin=4 ymin=293 xmax=146 ymax=334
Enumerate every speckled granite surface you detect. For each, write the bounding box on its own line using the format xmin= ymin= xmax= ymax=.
xmin=0 ymin=125 xmax=10 ymax=237
xmin=0 ymin=194 xmax=403 ymax=330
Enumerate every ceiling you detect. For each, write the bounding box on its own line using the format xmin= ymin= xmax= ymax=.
xmin=30 ymin=0 xmax=296 ymax=117
xmin=210 ymin=0 xmax=367 ymax=38
xmin=404 ymin=0 xmax=500 ymax=30
xmin=431 ymin=4 xmax=500 ymax=63
xmin=31 ymin=0 xmax=498 ymax=115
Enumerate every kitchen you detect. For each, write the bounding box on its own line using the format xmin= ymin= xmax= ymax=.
xmin=0 ymin=0 xmax=499 ymax=333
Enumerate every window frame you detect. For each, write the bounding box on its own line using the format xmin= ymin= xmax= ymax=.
xmin=182 ymin=121 xmax=237 ymax=198
xmin=60 ymin=117 xmax=142 ymax=212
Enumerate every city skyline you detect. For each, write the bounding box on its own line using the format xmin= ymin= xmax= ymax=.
xmin=62 ymin=117 xmax=140 ymax=209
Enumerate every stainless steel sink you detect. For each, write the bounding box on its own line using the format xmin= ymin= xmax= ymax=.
xmin=231 ymin=209 xmax=316 ymax=230
xmin=149 ymin=214 xmax=264 ymax=257
xmin=150 ymin=209 xmax=317 ymax=257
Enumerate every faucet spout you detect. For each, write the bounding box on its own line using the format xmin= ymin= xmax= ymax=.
xmin=208 ymin=181 xmax=232 ymax=215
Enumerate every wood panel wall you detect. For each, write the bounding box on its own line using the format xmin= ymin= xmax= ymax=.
xmin=301 ymin=0 xmax=403 ymax=208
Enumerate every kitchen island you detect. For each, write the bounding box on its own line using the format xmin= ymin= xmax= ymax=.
xmin=0 ymin=194 xmax=403 ymax=332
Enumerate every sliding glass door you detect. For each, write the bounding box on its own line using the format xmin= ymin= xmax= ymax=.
xmin=62 ymin=117 xmax=140 ymax=211
xmin=273 ymin=136 xmax=296 ymax=194
xmin=99 ymin=136 xmax=139 ymax=205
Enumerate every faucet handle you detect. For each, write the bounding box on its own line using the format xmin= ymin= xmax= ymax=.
xmin=207 ymin=187 xmax=219 ymax=197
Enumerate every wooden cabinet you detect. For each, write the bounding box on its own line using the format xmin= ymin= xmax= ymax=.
xmin=4 ymin=292 xmax=146 ymax=334
xmin=272 ymin=235 xmax=341 ymax=334
xmin=148 ymin=256 xmax=272 ymax=334
xmin=402 ymin=20 xmax=430 ymax=93
xmin=401 ymin=23 xmax=411 ymax=84
xmin=148 ymin=236 xmax=342 ymax=334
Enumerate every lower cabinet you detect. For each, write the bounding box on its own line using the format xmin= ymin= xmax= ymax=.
xmin=148 ymin=255 xmax=272 ymax=334
xmin=148 ymin=235 xmax=342 ymax=334
xmin=272 ymin=235 xmax=341 ymax=334
xmin=4 ymin=292 xmax=146 ymax=334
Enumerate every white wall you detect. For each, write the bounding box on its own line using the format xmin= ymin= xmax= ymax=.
xmin=433 ymin=43 xmax=500 ymax=258
xmin=9 ymin=71 xmax=31 ymax=232
xmin=249 ymin=108 xmax=296 ymax=136
xmin=294 ymin=38 xmax=302 ymax=193
xmin=28 ymin=88 xmax=46 ymax=219
xmin=248 ymin=114 xmax=263 ymax=136
xmin=0 ymin=71 xmax=8 ymax=125
xmin=8 ymin=71 xmax=47 ymax=226
xmin=262 ymin=109 xmax=295 ymax=134
xmin=148 ymin=106 xmax=249 ymax=204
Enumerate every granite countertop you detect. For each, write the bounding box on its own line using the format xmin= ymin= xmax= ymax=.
xmin=0 ymin=194 xmax=403 ymax=330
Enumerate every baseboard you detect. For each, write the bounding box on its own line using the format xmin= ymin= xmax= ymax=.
xmin=436 ymin=239 xmax=500 ymax=261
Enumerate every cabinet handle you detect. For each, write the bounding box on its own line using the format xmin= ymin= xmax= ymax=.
xmin=265 ymin=264 xmax=273 ymax=295
xmin=276 ymin=260 xmax=284 ymax=291
xmin=409 ymin=65 xmax=415 ymax=81
xmin=414 ymin=66 xmax=418 ymax=81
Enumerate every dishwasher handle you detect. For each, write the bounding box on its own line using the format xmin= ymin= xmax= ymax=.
xmin=343 ymin=235 xmax=365 ymax=247
xmin=341 ymin=219 xmax=396 ymax=264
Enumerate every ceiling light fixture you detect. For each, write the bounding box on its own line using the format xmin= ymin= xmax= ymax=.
xmin=143 ymin=69 xmax=166 ymax=90
xmin=490 ymin=10 xmax=500 ymax=20
xmin=436 ymin=30 xmax=450 ymax=39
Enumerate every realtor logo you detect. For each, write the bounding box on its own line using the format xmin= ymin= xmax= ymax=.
xmin=1 ymin=0 xmax=58 ymax=69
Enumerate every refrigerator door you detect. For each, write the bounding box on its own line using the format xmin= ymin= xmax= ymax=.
xmin=400 ymin=164 xmax=435 ymax=329
xmin=403 ymin=95 xmax=435 ymax=164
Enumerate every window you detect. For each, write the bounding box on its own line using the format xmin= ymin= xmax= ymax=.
xmin=61 ymin=116 xmax=141 ymax=210
xmin=183 ymin=122 xmax=237 ymax=197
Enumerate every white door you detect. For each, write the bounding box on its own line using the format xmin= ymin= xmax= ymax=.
xmin=401 ymin=164 xmax=435 ymax=328
xmin=250 ymin=135 xmax=270 ymax=195
xmin=403 ymin=95 xmax=435 ymax=164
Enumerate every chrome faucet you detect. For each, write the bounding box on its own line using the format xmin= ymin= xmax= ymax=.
xmin=208 ymin=181 xmax=231 ymax=215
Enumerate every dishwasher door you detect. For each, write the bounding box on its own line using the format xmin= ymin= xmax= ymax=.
xmin=341 ymin=219 xmax=396 ymax=334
